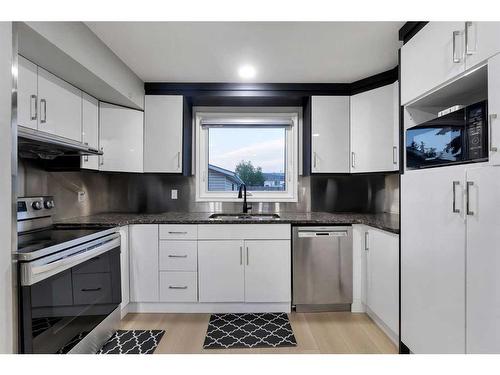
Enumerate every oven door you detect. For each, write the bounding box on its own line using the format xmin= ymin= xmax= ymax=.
xmin=20 ymin=237 xmax=121 ymax=354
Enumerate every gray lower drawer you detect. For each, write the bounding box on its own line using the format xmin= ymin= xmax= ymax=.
xmin=72 ymin=273 xmax=112 ymax=305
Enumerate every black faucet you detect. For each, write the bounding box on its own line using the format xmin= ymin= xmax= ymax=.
xmin=237 ymin=184 xmax=252 ymax=214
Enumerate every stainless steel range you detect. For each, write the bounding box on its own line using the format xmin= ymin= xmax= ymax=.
xmin=16 ymin=196 xmax=121 ymax=354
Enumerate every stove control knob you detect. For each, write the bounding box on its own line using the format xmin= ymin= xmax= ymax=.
xmin=44 ymin=200 xmax=55 ymax=209
xmin=31 ymin=201 xmax=43 ymax=210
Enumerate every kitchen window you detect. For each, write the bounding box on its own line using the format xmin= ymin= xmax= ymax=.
xmin=195 ymin=109 xmax=299 ymax=202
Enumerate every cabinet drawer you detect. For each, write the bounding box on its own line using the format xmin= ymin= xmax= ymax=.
xmin=72 ymin=253 xmax=110 ymax=274
xmin=159 ymin=272 xmax=197 ymax=302
xmin=159 ymin=241 xmax=197 ymax=271
xmin=72 ymin=273 xmax=112 ymax=305
xmin=159 ymin=224 xmax=198 ymax=240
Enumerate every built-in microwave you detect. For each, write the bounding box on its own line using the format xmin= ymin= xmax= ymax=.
xmin=406 ymin=101 xmax=488 ymax=169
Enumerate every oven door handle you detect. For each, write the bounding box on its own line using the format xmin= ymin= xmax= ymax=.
xmin=25 ymin=236 xmax=120 ymax=285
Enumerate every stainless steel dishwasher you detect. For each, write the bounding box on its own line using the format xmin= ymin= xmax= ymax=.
xmin=292 ymin=226 xmax=353 ymax=312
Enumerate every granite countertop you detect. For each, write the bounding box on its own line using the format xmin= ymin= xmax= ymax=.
xmin=55 ymin=211 xmax=400 ymax=234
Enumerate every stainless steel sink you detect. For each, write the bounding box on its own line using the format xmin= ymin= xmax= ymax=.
xmin=209 ymin=213 xmax=280 ymax=221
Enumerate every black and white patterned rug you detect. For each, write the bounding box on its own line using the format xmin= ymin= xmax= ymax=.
xmin=203 ymin=313 xmax=297 ymax=349
xmin=97 ymin=330 xmax=165 ymax=354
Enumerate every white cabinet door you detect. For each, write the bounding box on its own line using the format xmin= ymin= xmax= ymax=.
xmin=244 ymin=240 xmax=291 ymax=303
xmin=487 ymin=54 xmax=500 ymax=165
xmin=198 ymin=240 xmax=244 ymax=302
xmin=37 ymin=67 xmax=82 ymax=141
xmin=99 ymin=102 xmax=144 ymax=173
xmin=81 ymin=93 xmax=99 ymax=170
xmin=401 ymin=165 xmax=466 ymax=353
xmin=118 ymin=226 xmax=130 ymax=313
xmin=17 ymin=55 xmax=38 ymax=130
xmin=465 ymin=22 xmax=500 ymax=70
xmin=311 ymin=96 xmax=350 ymax=173
xmin=144 ymin=95 xmax=183 ymax=173
xmin=465 ymin=166 xmax=500 ymax=353
xmin=365 ymin=228 xmax=399 ymax=336
xmin=129 ymin=225 xmax=159 ymax=302
xmin=350 ymin=82 xmax=399 ymax=173
xmin=401 ymin=22 xmax=466 ymax=105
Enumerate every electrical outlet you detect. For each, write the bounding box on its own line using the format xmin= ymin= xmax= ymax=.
xmin=77 ymin=191 xmax=86 ymax=203
xmin=171 ymin=189 xmax=178 ymax=200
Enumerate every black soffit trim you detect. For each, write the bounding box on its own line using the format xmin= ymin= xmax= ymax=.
xmin=144 ymin=67 xmax=398 ymax=97
xmin=399 ymin=22 xmax=428 ymax=44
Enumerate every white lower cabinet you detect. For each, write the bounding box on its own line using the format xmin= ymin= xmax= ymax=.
xmin=119 ymin=226 xmax=130 ymax=315
xmin=160 ymin=272 xmax=197 ymax=302
xmin=365 ymin=227 xmax=399 ymax=340
xmin=244 ymin=240 xmax=291 ymax=303
xmin=129 ymin=225 xmax=159 ymax=302
xmin=198 ymin=240 xmax=245 ymax=302
xmin=465 ymin=166 xmax=500 ymax=353
xmin=353 ymin=224 xmax=399 ymax=343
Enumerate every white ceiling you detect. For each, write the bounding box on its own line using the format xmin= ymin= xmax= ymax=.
xmin=86 ymin=22 xmax=403 ymax=83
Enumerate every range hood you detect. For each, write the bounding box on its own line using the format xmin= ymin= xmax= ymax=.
xmin=18 ymin=127 xmax=103 ymax=160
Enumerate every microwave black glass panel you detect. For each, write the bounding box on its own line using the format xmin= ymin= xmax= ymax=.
xmin=406 ymin=101 xmax=487 ymax=169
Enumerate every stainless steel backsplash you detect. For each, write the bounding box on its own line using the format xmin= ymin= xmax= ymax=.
xmin=18 ymin=159 xmax=399 ymax=220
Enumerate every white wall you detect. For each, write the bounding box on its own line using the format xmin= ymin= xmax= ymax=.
xmin=0 ymin=21 xmax=14 ymax=354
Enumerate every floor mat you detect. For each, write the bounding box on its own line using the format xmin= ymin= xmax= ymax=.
xmin=97 ymin=330 xmax=165 ymax=354
xmin=203 ymin=313 xmax=297 ymax=349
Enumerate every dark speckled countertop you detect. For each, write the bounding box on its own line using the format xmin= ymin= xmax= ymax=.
xmin=55 ymin=211 xmax=399 ymax=234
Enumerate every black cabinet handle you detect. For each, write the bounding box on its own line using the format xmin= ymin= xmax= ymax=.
xmin=81 ymin=287 xmax=102 ymax=292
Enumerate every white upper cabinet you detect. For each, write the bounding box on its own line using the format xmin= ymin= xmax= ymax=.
xmin=464 ymin=22 xmax=500 ymax=70
xmin=81 ymin=93 xmax=99 ymax=170
xmin=487 ymin=54 xmax=500 ymax=165
xmin=17 ymin=56 xmax=38 ymax=130
xmin=37 ymin=67 xmax=82 ymax=142
xmin=350 ymin=82 xmax=399 ymax=173
xmin=311 ymin=96 xmax=350 ymax=173
xmin=144 ymin=95 xmax=183 ymax=173
xmin=99 ymin=102 xmax=144 ymax=173
xmin=401 ymin=22 xmax=466 ymax=105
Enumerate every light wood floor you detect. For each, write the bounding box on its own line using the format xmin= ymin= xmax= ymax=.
xmin=120 ymin=312 xmax=398 ymax=354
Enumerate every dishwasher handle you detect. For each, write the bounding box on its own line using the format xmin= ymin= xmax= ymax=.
xmin=297 ymin=230 xmax=348 ymax=238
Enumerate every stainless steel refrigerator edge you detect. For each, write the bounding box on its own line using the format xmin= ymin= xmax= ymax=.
xmin=292 ymin=226 xmax=353 ymax=312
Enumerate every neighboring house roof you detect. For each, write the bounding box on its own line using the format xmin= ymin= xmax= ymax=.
xmin=208 ymin=164 xmax=244 ymax=185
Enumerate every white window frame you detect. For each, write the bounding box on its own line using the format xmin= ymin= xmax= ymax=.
xmin=195 ymin=107 xmax=300 ymax=202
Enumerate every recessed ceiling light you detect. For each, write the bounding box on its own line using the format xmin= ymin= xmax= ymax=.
xmin=238 ymin=65 xmax=256 ymax=80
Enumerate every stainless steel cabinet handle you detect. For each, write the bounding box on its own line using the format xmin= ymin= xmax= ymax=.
xmin=168 ymin=286 xmax=188 ymax=290
xmin=83 ymin=142 xmax=89 ymax=162
xmin=313 ymin=152 xmax=317 ymax=169
xmin=240 ymin=246 xmax=243 ymax=265
xmin=393 ymin=146 xmax=398 ymax=165
xmin=453 ymin=30 xmax=462 ymax=63
xmin=490 ymin=114 xmax=498 ymax=152
xmin=246 ymin=246 xmax=249 ymax=265
xmin=40 ymin=99 xmax=47 ymax=123
xmin=466 ymin=181 xmax=474 ymax=216
xmin=351 ymin=152 xmax=356 ymax=168
xmin=168 ymin=254 xmax=188 ymax=258
xmin=30 ymin=94 xmax=37 ymax=120
xmin=452 ymin=181 xmax=461 ymax=213
xmin=168 ymin=231 xmax=188 ymax=234
xmin=465 ymin=21 xmax=476 ymax=55
xmin=364 ymin=232 xmax=369 ymax=251
xmin=177 ymin=151 xmax=181 ymax=169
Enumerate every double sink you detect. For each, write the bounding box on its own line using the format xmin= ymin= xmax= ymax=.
xmin=209 ymin=213 xmax=280 ymax=221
